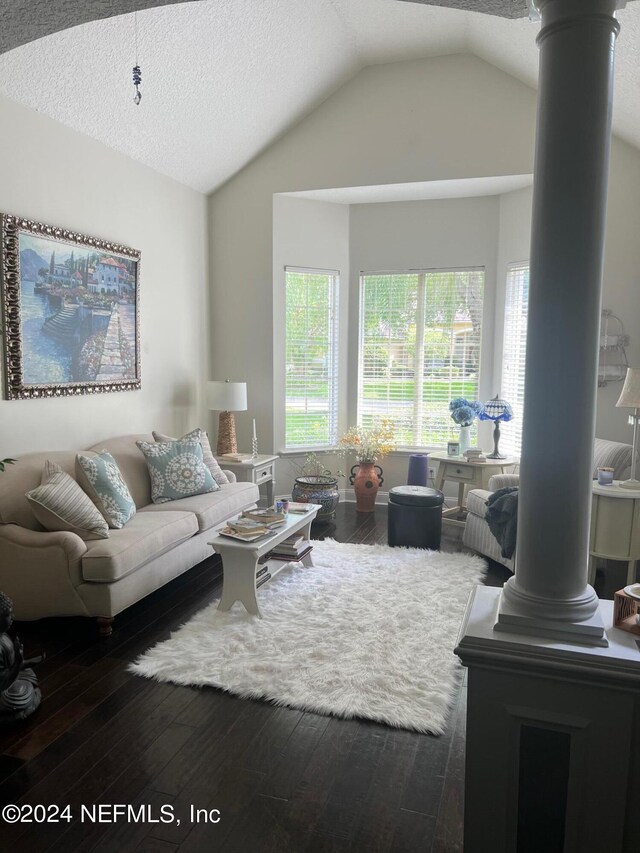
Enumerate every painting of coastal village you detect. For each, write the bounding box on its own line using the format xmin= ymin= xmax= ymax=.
xmin=13 ymin=230 xmax=139 ymax=390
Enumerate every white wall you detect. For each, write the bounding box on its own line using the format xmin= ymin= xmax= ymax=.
xmin=492 ymin=175 xmax=640 ymax=448
xmin=0 ymin=93 xmax=208 ymax=455
xmin=494 ymin=185 xmax=533 ymax=382
xmin=210 ymin=51 xmax=640 ymax=476
xmin=272 ymin=195 xmax=350 ymax=495
xmin=348 ymin=196 xmax=500 ymax=491
xmin=598 ymin=139 xmax=640 ymax=442
xmin=209 ymin=54 xmax=538 ymax=458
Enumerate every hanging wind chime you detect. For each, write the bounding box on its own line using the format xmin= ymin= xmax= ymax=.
xmin=132 ymin=12 xmax=142 ymax=105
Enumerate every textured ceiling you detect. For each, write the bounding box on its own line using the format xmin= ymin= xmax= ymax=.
xmin=0 ymin=0 xmax=200 ymax=55
xmin=397 ymin=0 xmax=529 ymax=18
xmin=0 ymin=0 xmax=639 ymax=193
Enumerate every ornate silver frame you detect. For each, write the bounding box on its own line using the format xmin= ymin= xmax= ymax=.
xmin=1 ymin=214 xmax=141 ymax=399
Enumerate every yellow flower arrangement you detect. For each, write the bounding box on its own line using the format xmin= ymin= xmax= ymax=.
xmin=338 ymin=420 xmax=395 ymax=464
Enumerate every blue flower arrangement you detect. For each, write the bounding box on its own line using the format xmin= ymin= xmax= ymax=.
xmin=449 ymin=398 xmax=483 ymax=427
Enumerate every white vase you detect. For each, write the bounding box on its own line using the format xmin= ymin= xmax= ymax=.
xmin=459 ymin=425 xmax=472 ymax=453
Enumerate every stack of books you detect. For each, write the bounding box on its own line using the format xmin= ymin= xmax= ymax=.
xmin=218 ymin=453 xmax=253 ymax=463
xmin=287 ymin=502 xmax=314 ymax=514
xmin=463 ymin=448 xmax=487 ymax=463
xmin=266 ymin=533 xmax=312 ymax=562
xmin=256 ymin=565 xmax=271 ymax=588
xmin=219 ymin=518 xmax=272 ymax=541
xmin=242 ymin=509 xmax=286 ymax=525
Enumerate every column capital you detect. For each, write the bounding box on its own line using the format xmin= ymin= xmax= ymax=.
xmin=529 ymin=0 xmax=627 ymax=33
xmin=528 ymin=0 xmax=626 ymax=13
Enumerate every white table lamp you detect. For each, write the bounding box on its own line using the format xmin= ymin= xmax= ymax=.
xmin=616 ymin=367 xmax=640 ymax=489
xmin=207 ymin=380 xmax=247 ymax=455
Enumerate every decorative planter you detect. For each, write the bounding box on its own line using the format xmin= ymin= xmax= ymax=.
xmin=349 ymin=462 xmax=383 ymax=512
xmin=291 ymin=475 xmax=340 ymax=519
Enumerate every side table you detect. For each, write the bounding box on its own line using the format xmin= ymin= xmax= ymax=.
xmin=215 ymin=454 xmax=278 ymax=507
xmin=589 ymin=480 xmax=640 ymax=586
xmin=431 ymin=451 xmax=518 ymax=526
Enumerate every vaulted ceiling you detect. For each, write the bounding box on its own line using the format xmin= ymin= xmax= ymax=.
xmin=0 ymin=0 xmax=639 ymax=193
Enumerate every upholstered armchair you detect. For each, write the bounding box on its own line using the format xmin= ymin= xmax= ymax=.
xmin=462 ymin=438 xmax=633 ymax=571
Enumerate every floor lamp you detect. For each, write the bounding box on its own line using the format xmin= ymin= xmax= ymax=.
xmin=616 ymin=368 xmax=640 ymax=489
xmin=207 ymin=380 xmax=247 ymax=456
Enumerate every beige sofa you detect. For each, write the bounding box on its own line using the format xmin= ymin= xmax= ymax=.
xmin=0 ymin=433 xmax=259 ymax=634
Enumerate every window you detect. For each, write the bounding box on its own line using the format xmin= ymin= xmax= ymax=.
xmin=358 ymin=269 xmax=484 ymax=446
xmin=501 ymin=263 xmax=529 ymax=457
xmin=285 ymin=267 xmax=339 ymax=449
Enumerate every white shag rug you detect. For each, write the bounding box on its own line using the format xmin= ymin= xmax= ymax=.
xmin=130 ymin=540 xmax=486 ymax=734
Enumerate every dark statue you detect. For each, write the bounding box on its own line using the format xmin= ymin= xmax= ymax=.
xmin=0 ymin=592 xmax=42 ymax=721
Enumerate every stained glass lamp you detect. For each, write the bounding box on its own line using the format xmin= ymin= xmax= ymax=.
xmin=616 ymin=368 xmax=640 ymax=489
xmin=479 ymin=395 xmax=514 ymax=459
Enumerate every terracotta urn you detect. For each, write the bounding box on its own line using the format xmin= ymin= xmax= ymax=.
xmin=349 ymin=462 xmax=383 ymax=512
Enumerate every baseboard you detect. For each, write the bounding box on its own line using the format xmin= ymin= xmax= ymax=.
xmin=340 ymin=488 xmax=389 ymax=505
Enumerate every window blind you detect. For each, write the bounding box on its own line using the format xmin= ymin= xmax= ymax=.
xmin=285 ymin=267 xmax=339 ymax=449
xmin=358 ymin=269 xmax=484 ymax=446
xmin=501 ymin=263 xmax=529 ymax=457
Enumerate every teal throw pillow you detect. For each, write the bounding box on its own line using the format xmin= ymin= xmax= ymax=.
xmin=76 ymin=451 xmax=137 ymax=529
xmin=136 ymin=438 xmax=219 ymax=504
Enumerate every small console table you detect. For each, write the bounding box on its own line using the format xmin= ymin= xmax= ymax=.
xmin=589 ymin=480 xmax=640 ymax=586
xmin=431 ymin=451 xmax=518 ymax=525
xmin=215 ymin=454 xmax=278 ymax=507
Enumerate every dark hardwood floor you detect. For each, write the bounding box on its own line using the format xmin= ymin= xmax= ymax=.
xmin=1 ymin=505 xmax=512 ymax=853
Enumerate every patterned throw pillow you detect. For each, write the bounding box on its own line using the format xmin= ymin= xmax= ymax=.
xmin=26 ymin=460 xmax=109 ymax=540
xmin=137 ymin=438 xmax=220 ymax=504
xmin=76 ymin=451 xmax=137 ymax=529
xmin=152 ymin=427 xmax=229 ymax=486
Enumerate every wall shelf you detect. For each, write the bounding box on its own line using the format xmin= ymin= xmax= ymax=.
xmin=598 ymin=309 xmax=629 ymax=387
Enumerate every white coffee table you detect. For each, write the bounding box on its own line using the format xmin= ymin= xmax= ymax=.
xmin=209 ymin=505 xmax=321 ymax=617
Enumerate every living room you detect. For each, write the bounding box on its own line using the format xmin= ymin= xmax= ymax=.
xmin=1 ymin=1 xmax=640 ymax=852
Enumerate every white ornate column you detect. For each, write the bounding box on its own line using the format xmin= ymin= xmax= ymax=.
xmin=496 ymin=0 xmax=625 ymax=646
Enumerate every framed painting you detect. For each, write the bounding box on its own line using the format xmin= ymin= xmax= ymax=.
xmin=1 ymin=214 xmax=140 ymax=399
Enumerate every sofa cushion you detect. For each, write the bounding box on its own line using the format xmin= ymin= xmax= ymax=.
xmin=76 ymin=451 xmax=137 ymax=529
xmin=138 ymin=481 xmax=259 ymax=531
xmin=466 ymin=489 xmax=493 ymax=520
xmin=86 ymin=434 xmax=156 ymax=509
xmin=137 ymin=438 xmax=219 ymax=504
xmin=26 ymin=461 xmax=109 ymax=541
xmin=81 ymin=510 xmax=198 ymax=582
xmin=153 ymin=428 xmax=229 ymax=486
xmin=0 ymin=450 xmax=82 ymax=530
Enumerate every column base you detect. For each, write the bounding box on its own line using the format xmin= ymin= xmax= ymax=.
xmin=494 ymin=587 xmax=608 ymax=647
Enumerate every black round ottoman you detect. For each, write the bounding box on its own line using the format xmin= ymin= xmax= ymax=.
xmin=387 ymin=486 xmax=444 ymax=550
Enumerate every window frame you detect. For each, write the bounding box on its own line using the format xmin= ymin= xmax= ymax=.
xmin=283 ymin=265 xmax=340 ymax=451
xmin=357 ymin=266 xmax=485 ymax=450
xmin=500 ymin=261 xmax=530 ymax=458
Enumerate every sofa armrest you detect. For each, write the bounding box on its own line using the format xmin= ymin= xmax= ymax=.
xmin=222 ymin=470 xmax=237 ymax=483
xmin=0 ymin=524 xmax=90 ymax=619
xmin=488 ymin=474 xmax=520 ymax=491
xmin=592 ymin=438 xmax=633 ymax=479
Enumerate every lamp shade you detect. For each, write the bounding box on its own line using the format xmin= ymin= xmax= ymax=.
xmin=616 ymin=368 xmax=640 ymax=408
xmin=207 ymin=380 xmax=247 ymax=412
xmin=479 ymin=395 xmax=513 ymax=422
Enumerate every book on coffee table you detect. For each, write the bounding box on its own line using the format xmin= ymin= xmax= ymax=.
xmin=267 ymin=546 xmax=313 ymax=563
xmin=287 ymin=502 xmax=314 ymax=514
xmin=218 ymin=526 xmax=269 ymax=542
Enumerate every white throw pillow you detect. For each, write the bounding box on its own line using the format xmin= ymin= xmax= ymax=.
xmin=26 ymin=460 xmax=109 ymax=540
